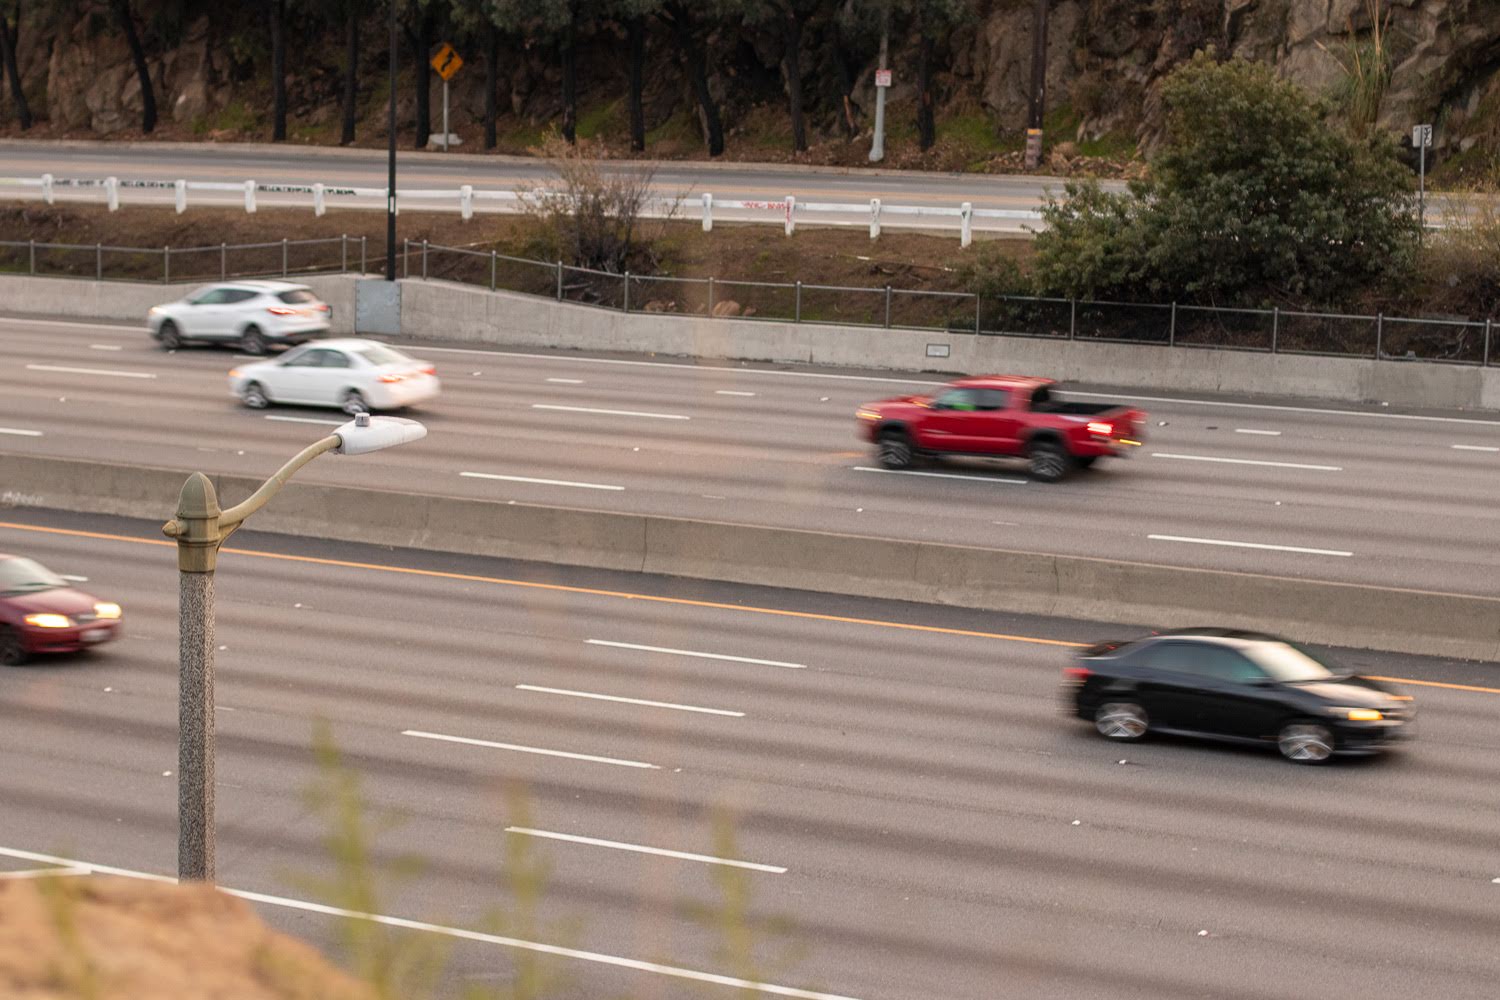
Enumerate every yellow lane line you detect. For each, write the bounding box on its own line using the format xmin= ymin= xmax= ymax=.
xmin=1364 ymin=675 xmax=1500 ymax=696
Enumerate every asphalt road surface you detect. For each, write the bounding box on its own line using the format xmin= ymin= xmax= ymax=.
xmin=2 ymin=510 xmax=1499 ymax=1000
xmin=3 ymin=315 xmax=1499 ymax=595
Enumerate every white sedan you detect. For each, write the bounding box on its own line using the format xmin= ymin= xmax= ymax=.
xmin=228 ymin=339 xmax=441 ymax=414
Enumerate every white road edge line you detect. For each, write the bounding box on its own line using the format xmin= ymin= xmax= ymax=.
xmin=461 ymin=471 xmax=625 ymax=491
xmin=853 ymin=465 xmax=1027 ymax=485
xmin=532 ymin=403 xmax=690 ymax=421
xmin=0 ymin=846 xmax=859 ymax=1000
xmin=0 ymin=427 xmax=43 ymax=437
xmin=1451 ymin=444 xmax=1500 ymax=452
xmin=0 ymin=317 xmax=142 ymax=332
xmin=265 ymin=415 xmax=344 ymax=425
xmin=587 ymin=639 xmax=806 ymax=669
xmin=505 ymin=827 xmax=784 ymax=873
xmin=25 ymin=364 xmax=156 ymax=379
xmin=1151 ymin=452 xmax=1341 ymax=472
xmin=516 ymin=684 xmax=744 ymax=717
xmin=1233 ymin=428 xmax=1281 ymax=436
xmin=715 ymin=390 xmax=757 ymax=397
xmin=1072 ymin=390 xmax=1500 ymax=427
xmin=402 ymin=729 xmax=659 ymax=769
xmin=546 ymin=377 xmax=585 ymax=384
xmin=1148 ymin=534 xmax=1353 ymax=557
xmin=89 ymin=344 xmax=124 ymax=351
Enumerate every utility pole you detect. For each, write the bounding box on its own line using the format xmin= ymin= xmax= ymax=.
xmin=869 ymin=2 xmax=890 ymax=163
xmin=1024 ymin=0 xmax=1048 ymax=170
xmin=385 ymin=0 xmax=398 ymax=281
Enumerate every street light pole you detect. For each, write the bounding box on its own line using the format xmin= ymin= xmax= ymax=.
xmin=162 ymin=416 xmax=426 ymax=882
xmin=386 ymin=0 xmax=398 ymax=281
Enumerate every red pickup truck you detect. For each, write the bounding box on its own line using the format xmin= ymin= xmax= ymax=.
xmin=855 ymin=376 xmax=1146 ymax=481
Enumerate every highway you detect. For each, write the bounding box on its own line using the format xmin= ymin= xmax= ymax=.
xmin=2 ymin=315 xmax=1499 ymax=595
xmin=3 ymin=509 xmax=1499 ymax=1000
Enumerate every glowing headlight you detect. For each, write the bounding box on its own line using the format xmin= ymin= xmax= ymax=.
xmin=856 ymin=410 xmax=881 ymax=420
xmin=94 ymin=602 xmax=122 ymax=620
xmin=1345 ymin=708 xmax=1383 ymax=722
xmin=24 ymin=613 xmax=72 ymax=629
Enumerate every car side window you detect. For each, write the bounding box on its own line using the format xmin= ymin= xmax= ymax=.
xmin=317 ymin=350 xmax=352 ymax=369
xmin=1202 ymin=648 xmax=1269 ymax=684
xmin=283 ymin=349 xmax=324 ymax=367
xmin=190 ymin=289 xmax=228 ymax=305
xmin=1144 ymin=641 xmax=1204 ymax=676
xmin=933 ymin=389 xmax=979 ymax=411
xmin=224 ymin=289 xmax=258 ymax=304
xmin=973 ymin=389 xmax=1010 ymax=411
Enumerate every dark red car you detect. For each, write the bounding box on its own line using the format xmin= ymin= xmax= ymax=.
xmin=0 ymin=554 xmax=123 ymax=665
xmin=856 ymin=376 xmax=1146 ymax=481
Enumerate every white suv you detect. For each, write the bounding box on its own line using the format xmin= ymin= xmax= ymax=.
xmin=148 ymin=280 xmax=332 ymax=355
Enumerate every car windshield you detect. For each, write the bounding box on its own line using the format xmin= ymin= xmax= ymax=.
xmin=1241 ymin=642 xmax=1337 ymax=682
xmin=277 ymin=289 xmax=316 ymax=304
xmin=357 ymin=345 xmax=410 ymax=367
xmin=0 ymin=557 xmax=67 ymax=596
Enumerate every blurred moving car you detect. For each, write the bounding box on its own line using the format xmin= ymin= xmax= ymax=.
xmin=229 ymin=339 xmax=441 ymax=415
xmin=148 ymin=281 xmax=331 ymax=355
xmin=0 ymin=554 xmax=122 ymax=665
xmin=855 ymin=376 xmax=1145 ymax=482
xmin=1064 ymin=628 xmax=1413 ymax=763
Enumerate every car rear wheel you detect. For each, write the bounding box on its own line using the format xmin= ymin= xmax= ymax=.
xmin=240 ymin=325 xmax=268 ymax=356
xmin=1095 ymin=701 xmax=1148 ymax=741
xmin=877 ymin=430 xmax=914 ymax=470
xmin=1278 ymin=721 xmax=1334 ymax=763
xmin=241 ymin=381 xmax=271 ymax=409
xmin=0 ymin=628 xmax=25 ymax=667
xmin=340 ymin=389 xmax=370 ymax=415
xmin=157 ymin=320 xmax=183 ymax=351
xmin=1028 ymin=440 xmax=1073 ymax=482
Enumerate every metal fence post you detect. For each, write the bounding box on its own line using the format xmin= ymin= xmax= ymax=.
xmin=795 ymin=280 xmax=802 ymax=323
xmin=1069 ymin=299 xmax=1077 ymax=340
xmin=490 ymin=250 xmax=497 ymax=291
xmin=1271 ymin=307 xmax=1279 ymax=354
xmin=556 ymin=260 xmax=563 ymax=301
xmin=282 ymin=238 xmax=289 ymax=277
xmin=220 ymin=243 xmax=227 ymax=280
xmin=360 ymin=236 xmax=367 ymax=274
xmin=1169 ymin=302 xmax=1177 ymax=347
xmin=974 ymin=294 xmax=981 ymax=335
xmin=884 ymin=285 xmax=892 ymax=328
xmin=404 ymin=239 xmax=410 ymax=279
xmin=164 ymin=246 xmax=170 ymax=284
xmin=623 ymin=271 xmax=631 ymax=313
xmin=1376 ymin=312 xmax=1383 ymax=358
xmin=340 ymin=234 xmax=347 ymax=273
xmin=422 ymin=239 xmax=429 ymax=279
xmin=28 ymin=239 xmax=34 ymax=275
xmin=1484 ymin=318 xmax=1492 ymax=367
xmin=96 ymin=243 xmax=102 ymax=281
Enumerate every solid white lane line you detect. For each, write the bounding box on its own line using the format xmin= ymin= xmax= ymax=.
xmin=853 ymin=465 xmax=1027 ymax=485
xmin=1148 ymin=534 xmax=1353 ymax=557
xmin=1073 ymin=390 xmax=1500 ymax=427
xmin=587 ymin=639 xmax=806 ymax=669
xmin=402 ymin=729 xmax=659 ymax=769
xmin=89 ymin=344 xmax=124 ymax=351
xmin=715 ymin=390 xmax=757 ymax=397
xmin=462 ymin=471 xmax=625 ymax=491
xmin=265 ymin=415 xmax=344 ymax=425
xmin=546 ymin=377 xmax=585 ymax=384
xmin=1451 ymin=444 xmax=1499 ymax=452
xmin=57 ymin=574 xmax=88 ymax=582
xmin=516 ymin=684 xmax=744 ymax=717
xmin=0 ymin=317 xmax=143 ymax=332
xmin=1234 ymin=428 xmax=1281 ymax=436
xmin=505 ymin=827 xmax=784 ymax=873
xmin=0 ymin=846 xmax=860 ymax=1000
xmin=25 ymin=363 xmax=156 ymax=379
xmin=1152 ymin=452 xmax=1341 ymax=471
xmin=0 ymin=427 xmax=43 ymax=437
xmin=532 ymin=403 xmax=690 ymax=420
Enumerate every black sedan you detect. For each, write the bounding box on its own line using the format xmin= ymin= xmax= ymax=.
xmin=1064 ymin=628 xmax=1413 ymax=763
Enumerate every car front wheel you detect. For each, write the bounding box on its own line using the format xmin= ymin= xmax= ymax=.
xmin=1278 ymin=721 xmax=1335 ymax=763
xmin=877 ymin=430 xmax=914 ymax=470
xmin=0 ymin=627 xmax=26 ymax=667
xmin=157 ymin=320 xmax=183 ymax=351
xmin=1095 ymin=701 xmax=1148 ymax=741
xmin=241 ymin=381 xmax=271 ymax=409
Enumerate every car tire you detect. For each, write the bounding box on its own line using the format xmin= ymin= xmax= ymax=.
xmin=157 ymin=320 xmax=183 ymax=351
xmin=241 ymin=325 xmax=268 ymax=356
xmin=1278 ymin=720 xmax=1335 ymax=764
xmin=0 ymin=627 xmax=25 ymax=667
xmin=1028 ymin=439 xmax=1073 ymax=482
xmin=1094 ymin=701 xmax=1148 ymax=741
xmin=241 ymin=381 xmax=271 ymax=410
xmin=340 ymin=389 xmax=370 ymax=415
xmin=877 ymin=430 xmax=914 ymax=470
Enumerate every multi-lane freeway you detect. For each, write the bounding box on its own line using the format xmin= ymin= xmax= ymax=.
xmin=2 ymin=315 xmax=1499 ymax=595
xmin=2 ymin=509 xmax=1499 ymax=1000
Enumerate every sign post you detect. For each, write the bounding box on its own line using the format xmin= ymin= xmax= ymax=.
xmin=1413 ymin=123 xmax=1432 ymax=233
xmin=430 ymin=43 xmax=464 ymax=151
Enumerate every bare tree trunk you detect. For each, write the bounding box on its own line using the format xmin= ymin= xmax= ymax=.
xmin=783 ymin=8 xmax=806 ymax=153
xmin=627 ymin=17 xmax=645 ymax=152
xmin=269 ymin=0 xmax=286 ymax=140
xmin=0 ymin=2 xmax=31 ymax=130
xmin=666 ymin=3 xmax=722 ymax=157
xmin=340 ymin=3 xmax=358 ymax=145
xmin=405 ymin=8 xmax=433 ymax=149
xmin=560 ymin=4 xmax=577 ymax=143
xmin=110 ymin=0 xmax=156 ymax=133
xmin=916 ymin=29 xmax=934 ymax=151
xmin=483 ymin=18 xmax=498 ymax=150
xmin=833 ymin=16 xmax=859 ymax=141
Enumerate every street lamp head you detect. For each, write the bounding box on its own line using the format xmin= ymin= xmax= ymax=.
xmin=332 ymin=414 xmax=427 ymax=455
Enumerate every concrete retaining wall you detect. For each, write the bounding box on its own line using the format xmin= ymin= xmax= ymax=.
xmin=6 ymin=452 xmax=1497 ymax=662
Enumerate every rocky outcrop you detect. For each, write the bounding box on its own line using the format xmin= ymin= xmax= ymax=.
xmin=45 ymin=15 xmax=218 ymax=134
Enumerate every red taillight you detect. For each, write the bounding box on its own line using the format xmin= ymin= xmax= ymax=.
xmin=1063 ymin=666 xmax=1091 ymax=683
xmin=420 ymin=365 xmax=436 ymax=375
xmin=317 ymin=303 xmax=330 ymax=312
xmin=1086 ymin=421 xmax=1114 ymax=437
xmin=378 ymin=373 xmax=404 ymax=383
xmin=266 ymin=307 xmax=297 ymax=316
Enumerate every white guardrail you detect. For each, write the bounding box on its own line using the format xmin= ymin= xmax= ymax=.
xmin=0 ymin=174 xmax=1043 ymax=246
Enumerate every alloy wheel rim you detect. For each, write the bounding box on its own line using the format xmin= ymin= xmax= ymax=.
xmin=1280 ymin=725 xmax=1332 ymax=761
xmin=1096 ymin=703 xmax=1146 ymax=739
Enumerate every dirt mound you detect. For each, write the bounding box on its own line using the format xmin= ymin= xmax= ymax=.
xmin=0 ymin=875 xmax=373 ymax=1000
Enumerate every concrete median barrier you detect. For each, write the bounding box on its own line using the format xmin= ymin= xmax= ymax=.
xmin=5 ymin=451 xmax=1498 ymax=662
